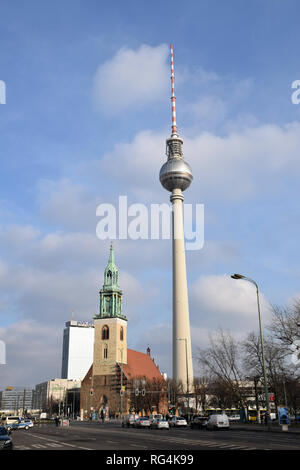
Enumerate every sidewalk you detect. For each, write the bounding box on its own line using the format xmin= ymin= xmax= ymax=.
xmin=231 ymin=423 xmax=300 ymax=434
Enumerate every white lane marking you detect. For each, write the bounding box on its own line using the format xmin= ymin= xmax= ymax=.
xmin=29 ymin=433 xmax=81 ymax=449
xmin=130 ymin=444 xmax=147 ymax=448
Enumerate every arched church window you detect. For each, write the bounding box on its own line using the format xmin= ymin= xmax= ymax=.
xmin=120 ymin=326 xmax=124 ymax=341
xmin=107 ymin=270 xmax=112 ymax=284
xmin=104 ymin=347 xmax=108 ymax=359
xmin=102 ymin=325 xmax=109 ymax=340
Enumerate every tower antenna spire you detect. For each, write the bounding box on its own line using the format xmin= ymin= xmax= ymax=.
xmin=170 ymin=44 xmax=178 ymax=136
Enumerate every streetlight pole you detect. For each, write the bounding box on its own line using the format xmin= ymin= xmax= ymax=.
xmin=231 ymin=274 xmax=271 ymax=430
xmin=118 ymin=348 xmax=124 ymax=418
xmin=177 ymin=338 xmax=189 ymax=417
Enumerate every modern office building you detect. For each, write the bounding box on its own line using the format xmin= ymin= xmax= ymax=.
xmin=0 ymin=387 xmax=34 ymax=413
xmin=61 ymin=319 xmax=94 ymax=380
xmin=34 ymin=378 xmax=81 ymax=413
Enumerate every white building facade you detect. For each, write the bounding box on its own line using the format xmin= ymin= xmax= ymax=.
xmin=61 ymin=320 xmax=94 ymax=380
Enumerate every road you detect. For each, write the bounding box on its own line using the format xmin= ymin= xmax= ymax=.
xmin=10 ymin=421 xmax=300 ymax=451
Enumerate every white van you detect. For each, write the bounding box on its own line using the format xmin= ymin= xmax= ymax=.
xmin=2 ymin=416 xmax=20 ymax=430
xmin=121 ymin=414 xmax=137 ymax=428
xmin=207 ymin=414 xmax=229 ymax=430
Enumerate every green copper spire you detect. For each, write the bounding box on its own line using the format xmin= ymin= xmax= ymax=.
xmin=104 ymin=243 xmax=118 ymax=288
xmin=95 ymin=243 xmax=127 ymax=320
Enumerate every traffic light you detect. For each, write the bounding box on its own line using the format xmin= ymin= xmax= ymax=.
xmin=168 ymin=405 xmax=176 ymax=415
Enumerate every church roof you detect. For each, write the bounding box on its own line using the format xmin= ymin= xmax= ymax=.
xmin=81 ymin=348 xmax=164 ymax=385
xmin=121 ymin=348 xmax=163 ymax=381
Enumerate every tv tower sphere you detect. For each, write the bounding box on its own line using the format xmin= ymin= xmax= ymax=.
xmin=159 ymin=137 xmax=193 ymax=192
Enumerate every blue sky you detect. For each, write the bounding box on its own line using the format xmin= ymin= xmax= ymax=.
xmin=1 ymin=0 xmax=300 ymax=388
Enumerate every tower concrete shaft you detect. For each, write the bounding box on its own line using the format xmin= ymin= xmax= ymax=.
xmin=171 ymin=188 xmax=193 ymax=393
xmin=159 ymin=44 xmax=194 ymax=394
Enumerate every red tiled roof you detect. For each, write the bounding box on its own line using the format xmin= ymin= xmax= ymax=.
xmin=121 ymin=349 xmax=163 ymax=380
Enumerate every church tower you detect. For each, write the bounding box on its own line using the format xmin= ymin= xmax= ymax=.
xmin=93 ymin=244 xmax=128 ymax=376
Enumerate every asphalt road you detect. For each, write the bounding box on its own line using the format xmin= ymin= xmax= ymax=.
xmin=9 ymin=421 xmax=300 ymax=451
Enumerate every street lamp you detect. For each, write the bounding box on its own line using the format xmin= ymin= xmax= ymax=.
xmin=118 ymin=348 xmax=124 ymax=418
xmin=231 ymin=273 xmax=270 ymax=429
xmin=177 ymin=338 xmax=190 ymax=415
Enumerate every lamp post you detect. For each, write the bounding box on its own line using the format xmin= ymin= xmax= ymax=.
xmin=231 ymin=273 xmax=270 ymax=429
xmin=118 ymin=348 xmax=124 ymax=418
xmin=177 ymin=338 xmax=190 ymax=416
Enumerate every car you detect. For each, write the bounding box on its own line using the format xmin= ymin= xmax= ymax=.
xmin=122 ymin=414 xmax=137 ymax=428
xmin=0 ymin=426 xmax=13 ymax=450
xmin=150 ymin=414 xmax=163 ymax=423
xmin=150 ymin=418 xmax=169 ymax=430
xmin=228 ymin=414 xmax=240 ymax=422
xmin=207 ymin=414 xmax=230 ymax=430
xmin=169 ymin=416 xmax=188 ymax=427
xmin=134 ymin=417 xmax=151 ymax=428
xmin=13 ymin=419 xmax=34 ymax=431
xmin=190 ymin=416 xmax=208 ymax=429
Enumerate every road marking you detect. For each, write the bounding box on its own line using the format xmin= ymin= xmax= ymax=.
xmin=130 ymin=444 xmax=147 ymax=448
xmin=46 ymin=442 xmax=64 ymax=448
xmin=29 ymin=433 xmax=82 ymax=449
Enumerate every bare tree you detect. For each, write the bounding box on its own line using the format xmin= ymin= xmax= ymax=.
xmin=270 ymin=302 xmax=300 ymax=350
xmin=193 ymin=377 xmax=209 ymax=413
xmin=243 ymin=331 xmax=295 ymax=411
xmin=167 ymin=378 xmax=184 ymax=410
xmin=197 ymin=329 xmax=247 ymax=408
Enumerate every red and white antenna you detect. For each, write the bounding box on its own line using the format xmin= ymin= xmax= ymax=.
xmin=170 ymin=44 xmax=178 ymax=136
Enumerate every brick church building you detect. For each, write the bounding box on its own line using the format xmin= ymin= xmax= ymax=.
xmin=80 ymin=245 xmax=167 ymax=419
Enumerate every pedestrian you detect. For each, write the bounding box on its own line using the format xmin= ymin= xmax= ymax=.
xmin=55 ymin=416 xmax=60 ymax=427
xmin=100 ymin=409 xmax=104 ymax=423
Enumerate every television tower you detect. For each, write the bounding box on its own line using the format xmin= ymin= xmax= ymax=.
xmin=159 ymin=44 xmax=194 ymax=393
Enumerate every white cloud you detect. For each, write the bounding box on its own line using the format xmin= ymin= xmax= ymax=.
xmin=37 ymin=178 xmax=101 ymax=232
xmin=99 ymin=121 xmax=300 ymax=203
xmin=0 ymin=320 xmax=62 ymax=389
xmin=190 ymin=274 xmax=272 ymax=332
xmin=93 ymin=44 xmax=169 ymax=114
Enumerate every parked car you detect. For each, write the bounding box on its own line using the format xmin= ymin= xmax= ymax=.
xmin=207 ymin=414 xmax=230 ymax=430
xmin=228 ymin=414 xmax=240 ymax=422
xmin=134 ymin=417 xmax=151 ymax=428
xmin=150 ymin=418 xmax=169 ymax=430
xmin=169 ymin=416 xmax=188 ymax=427
xmin=0 ymin=426 xmax=13 ymax=450
xmin=121 ymin=414 xmax=137 ymax=428
xmin=190 ymin=416 xmax=208 ymax=429
xmin=150 ymin=414 xmax=163 ymax=423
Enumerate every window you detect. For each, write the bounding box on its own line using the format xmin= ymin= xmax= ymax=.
xmin=120 ymin=326 xmax=124 ymax=341
xmin=102 ymin=325 xmax=109 ymax=340
xmin=104 ymin=348 xmax=108 ymax=359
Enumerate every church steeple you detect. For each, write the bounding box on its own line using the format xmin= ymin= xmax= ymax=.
xmin=95 ymin=244 xmax=127 ymax=320
xmin=104 ymin=243 xmax=119 ymax=289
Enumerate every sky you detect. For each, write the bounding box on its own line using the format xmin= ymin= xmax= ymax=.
xmin=0 ymin=0 xmax=300 ymax=389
